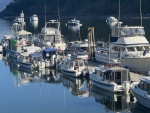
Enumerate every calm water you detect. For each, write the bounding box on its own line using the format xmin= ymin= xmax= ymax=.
xmin=1 ymin=17 xmax=150 ymax=113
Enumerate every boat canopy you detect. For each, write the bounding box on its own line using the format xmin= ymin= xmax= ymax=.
xmin=43 ymin=48 xmax=58 ymax=53
xmin=18 ymin=30 xmax=32 ymax=35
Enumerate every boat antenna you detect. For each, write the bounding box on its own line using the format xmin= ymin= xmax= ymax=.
xmin=118 ymin=0 xmax=120 ymax=21
xmin=140 ymin=0 xmax=142 ymax=26
xmin=57 ymin=0 xmax=61 ymax=32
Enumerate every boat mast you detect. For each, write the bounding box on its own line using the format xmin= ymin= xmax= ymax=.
xmin=45 ymin=3 xmax=46 ymax=25
xmin=57 ymin=0 xmax=61 ymax=32
xmin=140 ymin=0 xmax=142 ymax=26
xmin=118 ymin=0 xmax=120 ymax=21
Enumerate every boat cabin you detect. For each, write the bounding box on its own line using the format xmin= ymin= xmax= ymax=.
xmin=137 ymin=77 xmax=150 ymax=95
xmin=95 ymin=66 xmax=130 ymax=85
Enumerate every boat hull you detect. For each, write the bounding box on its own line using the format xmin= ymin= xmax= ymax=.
xmin=121 ymin=58 xmax=150 ymax=74
xmin=90 ymin=75 xmax=115 ymax=92
xmin=61 ymin=68 xmax=81 ymax=78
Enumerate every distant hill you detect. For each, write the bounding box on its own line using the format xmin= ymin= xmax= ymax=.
xmin=1 ymin=0 xmax=150 ymax=17
xmin=0 ymin=0 xmax=12 ymax=12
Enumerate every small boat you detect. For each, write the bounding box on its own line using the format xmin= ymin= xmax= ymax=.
xmin=130 ymin=77 xmax=150 ymax=109
xmin=30 ymin=14 xmax=38 ymax=21
xmin=17 ymin=47 xmax=45 ymax=70
xmin=68 ymin=18 xmax=80 ymax=26
xmin=90 ymin=65 xmax=131 ymax=93
xmin=59 ymin=54 xmax=87 ymax=77
xmin=65 ymin=39 xmax=89 ymax=60
xmin=106 ymin=16 xmax=118 ymax=27
xmin=38 ymin=20 xmax=66 ymax=51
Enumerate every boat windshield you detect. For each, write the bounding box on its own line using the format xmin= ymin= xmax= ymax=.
xmin=138 ymin=81 xmax=150 ymax=95
xmin=46 ymin=22 xmax=59 ymax=29
xmin=80 ymin=47 xmax=88 ymax=51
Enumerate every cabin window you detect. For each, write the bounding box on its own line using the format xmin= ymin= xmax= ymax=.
xmin=147 ymin=84 xmax=150 ymax=95
xmin=138 ymin=81 xmax=144 ymax=90
xmin=112 ymin=46 xmax=119 ymax=51
xmin=121 ymin=47 xmax=126 ymax=51
xmin=136 ymin=46 xmax=143 ymax=51
xmin=143 ymin=46 xmax=149 ymax=51
xmin=79 ymin=61 xmax=84 ymax=67
xmin=69 ymin=62 xmax=73 ymax=68
xmin=127 ymin=47 xmax=135 ymax=52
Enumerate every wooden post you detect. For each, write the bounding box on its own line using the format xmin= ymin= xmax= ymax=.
xmin=88 ymin=27 xmax=95 ymax=60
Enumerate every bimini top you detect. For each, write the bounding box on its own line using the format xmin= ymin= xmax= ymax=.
xmin=140 ymin=77 xmax=150 ymax=84
xmin=43 ymin=48 xmax=58 ymax=53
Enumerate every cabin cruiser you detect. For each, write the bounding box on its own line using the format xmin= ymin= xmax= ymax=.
xmin=13 ymin=10 xmax=26 ymax=25
xmin=37 ymin=20 xmax=66 ymax=51
xmin=30 ymin=14 xmax=38 ymax=21
xmin=59 ymin=54 xmax=87 ymax=77
xmin=17 ymin=47 xmax=45 ymax=70
xmin=68 ymin=18 xmax=80 ymax=26
xmin=130 ymin=77 xmax=150 ymax=109
xmin=90 ymin=65 xmax=131 ymax=93
xmin=106 ymin=16 xmax=118 ymax=27
xmin=95 ymin=17 xmax=150 ymax=74
xmin=65 ymin=39 xmax=89 ymax=60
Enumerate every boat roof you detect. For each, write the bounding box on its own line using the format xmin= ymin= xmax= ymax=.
xmin=96 ymin=66 xmax=129 ymax=72
xmin=18 ymin=30 xmax=32 ymax=35
xmin=140 ymin=77 xmax=150 ymax=84
xmin=3 ymin=35 xmax=12 ymax=39
xmin=43 ymin=48 xmax=58 ymax=53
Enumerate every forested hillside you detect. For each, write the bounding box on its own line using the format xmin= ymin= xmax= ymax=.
xmin=1 ymin=0 xmax=150 ymax=17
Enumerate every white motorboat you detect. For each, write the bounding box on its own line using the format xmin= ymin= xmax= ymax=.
xmin=68 ymin=18 xmax=80 ymax=26
xmin=130 ymin=77 xmax=150 ymax=109
xmin=95 ymin=17 xmax=150 ymax=74
xmin=30 ymin=14 xmax=38 ymax=21
xmin=17 ymin=47 xmax=45 ymax=70
xmin=38 ymin=20 xmax=66 ymax=51
xmin=65 ymin=39 xmax=89 ymax=60
xmin=106 ymin=16 xmax=118 ymax=27
xmin=59 ymin=54 xmax=87 ymax=77
xmin=13 ymin=10 xmax=26 ymax=25
xmin=90 ymin=65 xmax=131 ymax=93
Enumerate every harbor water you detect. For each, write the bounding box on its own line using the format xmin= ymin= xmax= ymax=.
xmin=0 ymin=17 xmax=150 ymax=113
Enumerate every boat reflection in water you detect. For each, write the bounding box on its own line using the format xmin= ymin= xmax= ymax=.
xmin=90 ymin=86 xmax=136 ymax=112
xmin=61 ymin=74 xmax=89 ymax=98
xmin=42 ymin=68 xmax=61 ymax=84
xmin=130 ymin=102 xmax=150 ymax=113
xmin=68 ymin=24 xmax=81 ymax=34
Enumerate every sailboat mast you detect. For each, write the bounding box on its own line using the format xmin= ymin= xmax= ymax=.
xmin=118 ymin=0 xmax=120 ymax=21
xmin=140 ymin=0 xmax=142 ymax=26
xmin=45 ymin=3 xmax=46 ymax=25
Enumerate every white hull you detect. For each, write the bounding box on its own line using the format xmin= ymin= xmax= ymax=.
xmin=90 ymin=75 xmax=116 ymax=92
xmin=121 ymin=58 xmax=150 ymax=74
xmin=95 ymin=53 xmax=120 ymax=64
xmin=60 ymin=68 xmax=82 ymax=77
